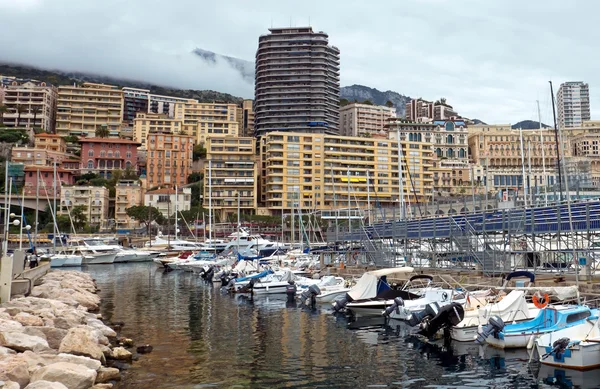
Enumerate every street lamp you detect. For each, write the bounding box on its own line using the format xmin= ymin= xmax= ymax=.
xmin=10 ymin=213 xmax=31 ymax=250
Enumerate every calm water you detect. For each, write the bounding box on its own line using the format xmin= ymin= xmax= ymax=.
xmin=84 ymin=263 xmax=595 ymax=389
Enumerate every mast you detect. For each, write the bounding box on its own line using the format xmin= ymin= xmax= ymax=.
xmin=34 ymin=169 xmax=39 ymax=248
xmin=537 ymin=100 xmax=548 ymax=206
xmin=208 ymin=160 xmax=212 ymax=244
xmin=167 ymin=195 xmax=170 ymax=249
xmin=347 ymin=167 xmax=351 ymax=234
xmin=549 ymin=81 xmax=563 ymax=201
xmin=175 ymin=185 xmax=178 ymax=240
xmin=237 ymin=191 xmax=240 ymax=254
xmin=366 ymin=170 xmax=371 ymax=226
xmin=53 ymin=161 xmax=57 ymax=252
xmin=519 ymin=127 xmax=528 ymax=207
xmin=527 ymin=140 xmax=533 ymax=205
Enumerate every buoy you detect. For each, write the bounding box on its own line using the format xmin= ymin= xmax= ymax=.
xmin=532 ymin=292 xmax=550 ymax=309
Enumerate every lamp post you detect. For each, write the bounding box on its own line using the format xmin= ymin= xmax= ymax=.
xmin=10 ymin=213 xmax=31 ymax=251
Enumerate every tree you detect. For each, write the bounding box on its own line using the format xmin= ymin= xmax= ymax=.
xmin=126 ymin=206 xmax=165 ymax=234
xmin=187 ymin=172 xmax=203 ymax=183
xmin=339 ymin=98 xmax=350 ymax=107
xmin=55 ymin=215 xmax=72 ymax=233
xmin=95 ymin=124 xmax=110 ymax=138
xmin=0 ymin=105 xmax=8 ymax=126
xmin=16 ymin=105 xmax=27 ymax=127
xmin=123 ymin=165 xmax=138 ymax=180
xmin=70 ymin=205 xmax=88 ymax=231
xmin=31 ymin=105 xmax=41 ymax=128
xmin=385 ymin=100 xmax=394 ymax=108
xmin=362 ymin=100 xmax=374 ymax=105
xmin=64 ymin=135 xmax=79 ymax=143
xmin=193 ymin=144 xmax=206 ymax=161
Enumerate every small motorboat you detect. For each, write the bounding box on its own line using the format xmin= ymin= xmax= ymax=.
xmin=477 ymin=305 xmax=599 ymax=349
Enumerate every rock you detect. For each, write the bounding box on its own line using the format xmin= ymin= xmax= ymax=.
xmin=0 ymin=356 xmax=30 ymax=388
xmin=0 ymin=318 xmax=23 ymax=332
xmin=91 ymin=384 xmax=113 ymax=389
xmin=117 ymin=337 xmax=133 ymax=347
xmin=109 ymin=347 xmax=131 ymax=361
xmin=25 ymin=381 xmax=69 ymax=389
xmin=0 ymin=332 xmax=49 ymax=352
xmin=55 ymin=354 xmax=101 ymax=371
xmin=0 ymin=381 xmax=20 ymax=389
xmin=136 ymin=344 xmax=153 ymax=354
xmin=58 ymin=327 xmax=105 ymax=362
xmin=95 ymin=367 xmax=120 ymax=383
xmin=31 ymin=362 xmax=97 ymax=389
xmin=0 ymin=347 xmax=16 ymax=356
xmin=20 ymin=350 xmax=102 ymax=373
xmin=21 ymin=327 xmax=47 ymax=341
xmin=14 ymin=312 xmax=44 ymax=327
xmin=26 ymin=327 xmax=67 ymax=350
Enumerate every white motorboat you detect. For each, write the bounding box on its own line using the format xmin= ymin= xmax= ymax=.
xmin=384 ymin=289 xmax=465 ymax=321
xmin=312 ymin=276 xmax=351 ymax=303
xmin=114 ymin=251 xmax=137 ymax=263
xmin=81 ymin=251 xmax=116 ymax=265
xmin=234 ymin=270 xmax=319 ymax=295
xmin=535 ymin=315 xmax=600 ymax=370
xmin=49 ymin=254 xmax=83 ymax=267
xmin=451 ymin=290 xmax=539 ymax=342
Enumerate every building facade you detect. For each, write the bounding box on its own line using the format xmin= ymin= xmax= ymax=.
xmin=146 ymin=132 xmax=193 ymax=188
xmin=144 ymin=187 xmax=191 ymax=217
xmin=405 ymin=98 xmax=458 ymax=122
xmin=34 ymin=133 xmax=66 ymax=152
xmin=339 ymin=103 xmax=396 ymax=137
xmin=23 ymin=166 xmax=75 ymax=197
xmin=122 ymin=87 xmax=150 ymax=123
xmin=204 ymin=137 xmax=257 ymax=221
xmin=56 ymin=83 xmax=124 ymax=137
xmin=557 ymin=82 xmax=590 ymax=129
xmin=173 ymin=101 xmax=238 ymax=144
xmin=80 ymin=138 xmax=141 ymax=177
xmin=60 ymin=186 xmax=110 ymax=226
xmin=236 ymin=99 xmax=255 ymax=137
xmin=0 ymin=79 xmax=57 ymax=132
xmin=259 ymin=132 xmax=433 ymax=216
xmin=133 ymin=112 xmax=182 ymax=149
xmin=254 ymin=27 xmax=340 ymax=136
xmin=115 ymin=180 xmax=143 ymax=228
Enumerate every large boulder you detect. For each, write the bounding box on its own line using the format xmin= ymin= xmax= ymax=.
xmin=109 ymin=347 xmax=131 ymax=361
xmin=95 ymin=367 xmax=120 ymax=383
xmin=19 ymin=351 xmax=102 ymax=374
xmin=0 ymin=381 xmax=20 ymax=389
xmin=86 ymin=319 xmax=116 ymax=338
xmin=0 ymin=332 xmax=49 ymax=352
xmin=30 ymin=362 xmax=97 ymax=389
xmin=0 ymin=355 xmax=30 ymax=388
xmin=0 ymin=318 xmax=23 ymax=332
xmin=0 ymin=347 xmax=15 ymax=356
xmin=25 ymin=381 xmax=69 ymax=389
xmin=14 ymin=312 xmax=44 ymax=327
xmin=58 ymin=327 xmax=104 ymax=362
xmin=25 ymin=327 xmax=67 ymax=350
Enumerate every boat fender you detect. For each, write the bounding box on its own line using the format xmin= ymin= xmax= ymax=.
xmin=408 ymin=302 xmax=440 ymax=327
xmin=382 ymin=297 xmax=404 ymax=317
xmin=475 ymin=316 xmax=505 ymax=344
xmin=332 ymin=293 xmax=353 ymax=312
xmin=532 ymin=292 xmax=550 ymax=309
xmin=542 ymin=337 xmax=570 ymax=360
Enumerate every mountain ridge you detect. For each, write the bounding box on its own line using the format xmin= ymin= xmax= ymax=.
xmin=340 ymin=84 xmax=410 ymax=117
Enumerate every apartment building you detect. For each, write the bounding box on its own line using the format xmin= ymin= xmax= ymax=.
xmin=60 ymin=186 xmax=110 ymax=226
xmin=56 ymin=83 xmax=124 ymax=137
xmin=405 ymin=98 xmax=458 ymax=122
xmin=468 ymin=125 xmax=564 ymax=192
xmin=339 ymin=103 xmax=396 ymax=137
xmin=557 ymin=82 xmax=590 ymax=129
xmin=23 ymin=166 xmax=75 ymax=196
xmin=0 ymin=78 xmax=57 ymax=132
xmin=34 ymin=133 xmax=66 ymax=152
xmin=236 ymin=99 xmax=255 ymax=137
xmin=115 ymin=180 xmax=143 ymax=228
xmin=122 ymin=87 xmax=150 ymax=123
xmin=174 ymin=101 xmax=238 ymax=144
xmin=146 ymin=132 xmax=194 ymax=188
xmin=204 ymin=137 xmax=257 ymax=221
xmin=80 ymin=138 xmax=141 ymax=177
xmin=133 ymin=112 xmax=182 ymax=149
xmin=254 ymin=27 xmax=340 ymax=136
xmin=259 ymin=132 xmax=433 ymax=216
xmin=144 ymin=187 xmax=191 ymax=217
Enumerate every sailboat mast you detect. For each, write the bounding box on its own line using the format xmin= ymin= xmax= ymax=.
xmin=34 ymin=169 xmax=39 ymax=248
xmin=537 ymin=100 xmax=548 ymax=206
xmin=53 ymin=161 xmax=57 ymax=252
xmin=527 ymin=140 xmax=533 ymax=205
xmin=396 ymin=129 xmax=405 ymax=220
xmin=549 ymin=81 xmax=563 ymax=201
xmin=208 ymin=160 xmax=212 ymax=244
xmin=175 ymin=186 xmax=178 ymax=240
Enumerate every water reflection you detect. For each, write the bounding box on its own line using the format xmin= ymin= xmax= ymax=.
xmin=85 ymin=263 xmax=592 ymax=388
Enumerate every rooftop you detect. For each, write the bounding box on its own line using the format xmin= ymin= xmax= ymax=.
xmin=80 ymin=137 xmax=141 ymax=146
xmin=35 ymin=133 xmax=62 ymax=138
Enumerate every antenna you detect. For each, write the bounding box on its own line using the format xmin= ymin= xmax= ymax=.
xmin=309 ymin=16 xmax=311 ymax=26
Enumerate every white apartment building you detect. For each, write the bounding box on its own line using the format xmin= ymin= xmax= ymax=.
xmin=557 ymin=81 xmax=590 ymax=129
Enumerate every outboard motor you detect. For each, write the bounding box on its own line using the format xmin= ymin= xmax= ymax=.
xmin=382 ymin=297 xmax=404 ymax=317
xmin=286 ymin=281 xmax=297 ymax=301
xmin=475 ymin=315 xmax=505 ymax=344
xmin=204 ymin=266 xmax=214 ymax=282
xmin=408 ymin=302 xmax=441 ymax=327
xmin=238 ymin=277 xmax=259 ymax=294
xmin=332 ymin=293 xmax=353 ymax=313
xmin=220 ymin=272 xmax=231 ymax=288
xmin=418 ymin=302 xmax=465 ymax=338
xmin=198 ymin=267 xmax=207 ymax=278
xmin=542 ymin=338 xmax=571 ymax=360
xmin=299 ymin=284 xmax=321 ymax=307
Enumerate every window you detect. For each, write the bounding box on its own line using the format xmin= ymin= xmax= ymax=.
xmin=100 ymin=151 xmax=106 ymax=157
xmin=566 ymin=311 xmax=591 ymax=324
xmin=126 ymin=152 xmax=132 ymax=158
xmin=115 ymin=151 xmax=120 ymax=158
xmin=88 ymin=150 xmax=94 ymax=157
xmin=87 ymin=160 xmax=93 ymax=168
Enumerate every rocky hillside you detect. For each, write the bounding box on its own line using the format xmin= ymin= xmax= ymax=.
xmin=340 ymin=84 xmax=411 ymax=117
xmin=0 ymin=63 xmax=243 ymax=104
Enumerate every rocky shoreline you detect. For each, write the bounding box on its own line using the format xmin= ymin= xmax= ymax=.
xmin=0 ymin=271 xmax=143 ymax=389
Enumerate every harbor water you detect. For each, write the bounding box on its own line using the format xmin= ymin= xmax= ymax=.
xmin=86 ymin=263 xmax=593 ymax=388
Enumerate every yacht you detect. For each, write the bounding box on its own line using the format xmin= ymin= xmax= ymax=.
xmin=66 ymin=239 xmax=117 ymax=265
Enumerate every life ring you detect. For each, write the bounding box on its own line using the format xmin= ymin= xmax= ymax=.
xmin=533 ymin=292 xmax=550 ymax=309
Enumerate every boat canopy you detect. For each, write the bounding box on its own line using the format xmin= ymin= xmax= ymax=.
xmin=479 ymin=290 xmax=529 ymax=322
xmin=368 ymin=267 xmax=414 ymax=277
xmin=235 ymin=270 xmax=273 ymax=283
xmin=237 ymin=253 xmax=262 ymax=261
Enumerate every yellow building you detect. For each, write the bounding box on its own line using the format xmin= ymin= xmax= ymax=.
xmin=174 ymin=101 xmax=239 ymax=144
xmin=34 ymin=133 xmax=67 ymax=153
xmin=56 ymin=82 xmax=124 ymax=137
xmin=204 ymin=137 xmax=257 ymax=221
xmin=146 ymin=131 xmax=194 ymax=189
xmin=133 ymin=112 xmax=182 ymax=149
xmin=236 ymin=99 xmax=255 ymax=137
xmin=0 ymin=78 xmax=57 ymax=132
xmin=115 ymin=180 xmax=143 ymax=228
xmin=339 ymin=103 xmax=396 ymax=137
xmin=259 ymin=132 xmax=434 ymax=216
xmin=60 ymin=185 xmax=110 ymax=227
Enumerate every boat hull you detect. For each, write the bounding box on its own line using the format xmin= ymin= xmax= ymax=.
xmin=82 ymin=252 xmax=116 ymax=265
xmin=536 ymin=342 xmax=600 ymax=370
xmin=316 ymin=289 xmax=350 ymax=303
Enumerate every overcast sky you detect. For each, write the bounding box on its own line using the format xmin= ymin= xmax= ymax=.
xmin=0 ymin=0 xmax=597 ymax=124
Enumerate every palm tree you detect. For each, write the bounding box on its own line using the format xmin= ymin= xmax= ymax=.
xmin=95 ymin=124 xmax=110 ymax=138
xmin=0 ymin=105 xmax=8 ymax=127
xmin=16 ymin=105 xmax=27 ymax=128
xmin=31 ymin=105 xmax=41 ymax=129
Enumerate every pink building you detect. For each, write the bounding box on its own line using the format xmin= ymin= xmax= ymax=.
xmin=80 ymin=138 xmax=141 ymax=178
xmin=23 ymin=166 xmax=75 ymax=196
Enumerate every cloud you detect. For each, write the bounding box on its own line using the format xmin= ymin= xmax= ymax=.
xmin=0 ymin=0 xmax=598 ymax=123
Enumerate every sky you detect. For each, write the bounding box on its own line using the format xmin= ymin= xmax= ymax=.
xmin=0 ymin=0 xmax=598 ymax=124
